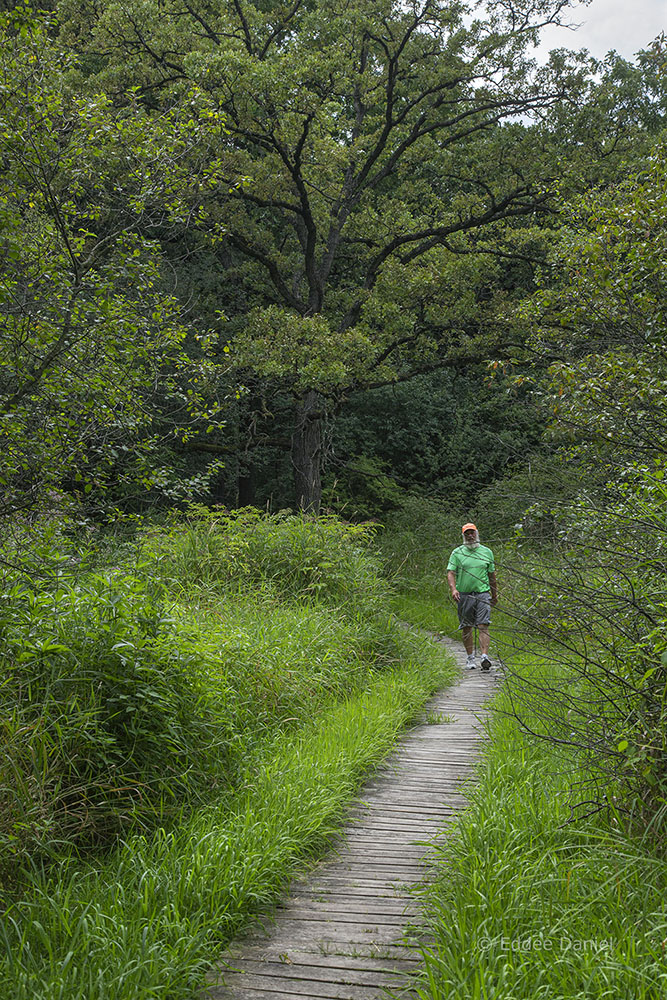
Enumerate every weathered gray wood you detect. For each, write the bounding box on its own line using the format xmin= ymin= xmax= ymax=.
xmin=223 ymin=942 xmax=421 ymax=964
xmin=273 ymin=911 xmax=413 ymax=928
xmin=282 ymin=896 xmax=419 ymax=916
xmin=223 ymin=961 xmax=415 ymax=991
xmin=204 ymin=634 xmax=494 ymax=999
xmin=220 ymin=952 xmax=421 ymax=972
xmin=212 ymin=980 xmax=415 ymax=1000
xmin=226 ymin=918 xmax=418 ymax=949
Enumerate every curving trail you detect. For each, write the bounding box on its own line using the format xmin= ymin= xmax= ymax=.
xmin=205 ymin=633 xmax=495 ymax=1000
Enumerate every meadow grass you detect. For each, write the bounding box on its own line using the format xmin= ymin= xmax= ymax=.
xmin=392 ymin=570 xmax=667 ymax=999
xmin=413 ymin=667 xmax=667 ymax=998
xmin=0 ymin=638 xmax=455 ymax=1000
xmin=0 ymin=512 xmax=408 ymax=869
xmin=0 ymin=511 xmax=463 ymax=997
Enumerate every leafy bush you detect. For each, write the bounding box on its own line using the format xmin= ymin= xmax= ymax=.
xmin=470 ymin=451 xmax=587 ymax=541
xmin=415 ymin=679 xmax=667 ymax=1000
xmin=323 ymin=455 xmax=404 ymax=520
xmin=0 ymin=574 xmax=226 ymax=877
xmin=141 ymin=507 xmax=389 ymax=608
xmin=0 ymin=511 xmax=410 ymax=882
xmin=380 ymin=495 xmax=467 ymax=585
xmin=0 ymin=640 xmax=455 ymax=1000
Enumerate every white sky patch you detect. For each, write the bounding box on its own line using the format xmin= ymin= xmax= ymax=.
xmin=534 ymin=0 xmax=667 ymax=61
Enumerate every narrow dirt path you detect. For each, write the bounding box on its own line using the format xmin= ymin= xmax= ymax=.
xmin=205 ymin=633 xmax=495 ymax=1000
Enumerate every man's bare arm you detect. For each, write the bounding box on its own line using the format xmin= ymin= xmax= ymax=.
xmin=447 ymin=570 xmax=459 ymax=601
xmin=489 ymin=570 xmax=498 ymax=605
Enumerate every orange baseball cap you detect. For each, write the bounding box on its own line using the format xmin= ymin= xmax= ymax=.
xmin=462 ymin=522 xmax=477 ymax=533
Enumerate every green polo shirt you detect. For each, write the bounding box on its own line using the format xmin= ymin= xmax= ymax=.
xmin=447 ymin=544 xmax=495 ymax=593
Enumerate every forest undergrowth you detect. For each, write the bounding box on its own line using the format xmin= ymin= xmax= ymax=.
xmin=0 ymin=509 xmax=456 ymax=1000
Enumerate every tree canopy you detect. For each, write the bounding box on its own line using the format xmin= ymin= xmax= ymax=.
xmin=57 ymin=0 xmax=587 ymax=509
xmin=0 ymin=8 xmax=232 ymax=516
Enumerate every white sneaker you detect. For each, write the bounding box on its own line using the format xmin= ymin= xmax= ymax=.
xmin=466 ymin=654 xmax=476 ymax=670
xmin=480 ymin=654 xmax=492 ymax=672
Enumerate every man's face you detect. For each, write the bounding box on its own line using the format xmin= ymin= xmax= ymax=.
xmin=463 ymin=529 xmax=478 ymax=547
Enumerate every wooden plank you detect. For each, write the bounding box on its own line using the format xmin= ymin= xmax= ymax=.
xmin=274 ymin=910 xmax=412 ymax=928
xmin=273 ymin=927 xmax=415 ymax=947
xmin=207 ymin=977 xmax=414 ymax=1000
xmin=325 ymin=861 xmax=424 ymax=872
xmin=221 ymin=958 xmax=413 ymax=987
xmin=307 ymin=879 xmax=421 ymax=893
xmin=277 ymin=903 xmax=419 ymax=921
xmin=350 ymin=804 xmax=461 ymax=817
xmin=345 ymin=815 xmax=443 ymax=827
xmin=346 ymin=812 xmax=454 ymax=826
xmin=301 ymin=896 xmax=418 ymax=909
xmin=307 ymin=877 xmax=422 ymax=893
xmin=353 ymin=795 xmax=465 ymax=807
xmin=294 ymin=886 xmax=414 ymax=899
xmin=218 ymin=951 xmax=421 ymax=973
xmin=282 ymin=896 xmax=419 ymax=917
xmin=223 ymin=942 xmax=422 ymax=965
xmin=257 ymin=912 xmax=420 ymax=936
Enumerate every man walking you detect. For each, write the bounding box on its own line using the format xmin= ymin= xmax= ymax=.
xmin=447 ymin=523 xmax=497 ymax=671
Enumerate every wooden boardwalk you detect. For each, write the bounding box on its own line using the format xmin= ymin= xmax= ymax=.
xmin=205 ymin=633 xmax=495 ymax=1000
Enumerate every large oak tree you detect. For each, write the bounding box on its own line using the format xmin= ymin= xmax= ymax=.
xmin=61 ymin=0 xmax=585 ymax=509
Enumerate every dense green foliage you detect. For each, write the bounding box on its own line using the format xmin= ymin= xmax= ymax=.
xmin=0 ymin=514 xmax=456 ymax=1000
xmin=143 ymin=507 xmax=388 ymax=606
xmin=1 ymin=573 xmax=224 ymax=874
xmin=0 ymin=9 xmax=231 ymax=516
xmin=0 ymin=512 xmax=414 ymax=882
xmin=2 ymin=0 xmax=601 ymax=512
xmin=385 ymin=487 xmax=667 ymax=818
xmin=5 ymin=1 xmax=665 ymax=521
xmin=3 ymin=1 xmax=667 ymax=996
xmin=331 ymin=370 xmax=544 ymax=511
xmin=501 ymin=145 xmax=667 ymax=811
xmin=0 ymin=649 xmax=453 ymax=1000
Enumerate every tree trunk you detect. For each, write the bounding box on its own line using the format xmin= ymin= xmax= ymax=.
xmin=237 ymin=462 xmax=256 ymax=507
xmin=291 ymin=389 xmax=322 ymax=513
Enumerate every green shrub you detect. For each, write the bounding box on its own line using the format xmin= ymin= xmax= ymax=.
xmin=0 ymin=640 xmax=456 ymax=1000
xmin=0 ymin=574 xmax=226 ymax=876
xmin=414 ymin=657 xmax=667 ymax=1000
xmin=0 ymin=512 xmax=412 ymax=882
xmin=170 ymin=588 xmax=406 ymax=742
xmin=323 ymin=455 xmax=405 ymax=520
xmin=141 ymin=507 xmax=389 ymax=608
xmin=380 ymin=496 xmax=462 ymax=580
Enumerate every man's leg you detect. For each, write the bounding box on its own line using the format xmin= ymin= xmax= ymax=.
xmin=458 ymin=596 xmax=476 ymax=668
xmin=479 ymin=621 xmax=493 ymax=671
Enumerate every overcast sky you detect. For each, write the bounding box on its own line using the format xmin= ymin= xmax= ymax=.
xmin=535 ymin=0 xmax=667 ymax=61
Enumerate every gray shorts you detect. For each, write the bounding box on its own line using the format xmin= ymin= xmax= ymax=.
xmin=457 ymin=592 xmax=491 ymax=627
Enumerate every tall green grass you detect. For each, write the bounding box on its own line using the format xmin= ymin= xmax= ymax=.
xmin=0 ymin=512 xmax=399 ymax=873
xmin=412 ymin=656 xmax=667 ymax=999
xmin=142 ymin=507 xmax=389 ymax=609
xmin=0 ymin=573 xmax=226 ymax=874
xmin=0 ymin=509 xmax=461 ymax=998
xmin=383 ymin=496 xmax=667 ymax=817
xmin=0 ymin=643 xmax=455 ymax=1000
